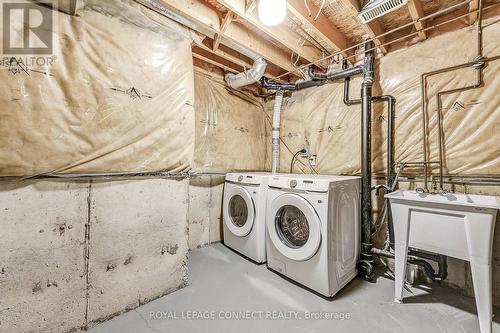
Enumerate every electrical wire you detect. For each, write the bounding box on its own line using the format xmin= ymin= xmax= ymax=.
xmin=314 ymin=0 xmax=326 ymax=21
xmin=290 ymin=150 xmax=305 ymax=173
xmin=303 ymin=0 xmax=312 ymax=17
xmin=308 ymin=158 xmax=319 ymax=174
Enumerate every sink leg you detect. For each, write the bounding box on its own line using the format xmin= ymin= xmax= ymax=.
xmin=470 ymin=261 xmax=492 ymax=333
xmin=394 ymin=209 xmax=410 ymax=303
xmin=466 ymin=213 xmax=495 ymax=333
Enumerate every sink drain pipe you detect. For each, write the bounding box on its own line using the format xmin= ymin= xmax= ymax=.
xmin=342 ymin=59 xmax=396 ymax=251
xmin=342 ymin=57 xmax=449 ymax=281
xmin=360 ymin=41 xmax=375 ymax=279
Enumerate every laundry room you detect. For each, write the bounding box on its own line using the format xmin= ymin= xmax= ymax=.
xmin=0 ymin=0 xmax=499 ymax=332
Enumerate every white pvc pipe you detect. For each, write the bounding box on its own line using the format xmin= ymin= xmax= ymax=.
xmin=272 ymin=91 xmax=284 ymax=174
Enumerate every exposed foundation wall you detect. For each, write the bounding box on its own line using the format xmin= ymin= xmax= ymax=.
xmin=188 ymin=175 xmax=225 ymax=249
xmin=0 ymin=2 xmax=197 ymax=330
xmin=0 ymin=178 xmax=189 ymax=333
xmin=0 ymin=174 xmax=225 ymax=333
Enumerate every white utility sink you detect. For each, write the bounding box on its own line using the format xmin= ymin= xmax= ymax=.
xmin=386 ymin=190 xmax=500 ymax=333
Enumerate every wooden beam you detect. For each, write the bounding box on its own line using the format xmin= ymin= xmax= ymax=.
xmin=287 ymin=0 xmax=353 ymax=59
xmin=198 ymin=38 xmax=297 ymax=80
xmin=245 ymin=0 xmax=257 ymax=13
xmin=407 ymin=0 xmax=426 ymax=40
xmin=200 ymin=38 xmax=252 ymax=69
xmin=193 ymin=54 xmax=239 ymax=73
xmin=193 ymin=45 xmax=242 ymax=73
xmin=213 ymin=10 xmax=234 ymax=51
xmin=469 ymin=0 xmax=479 ymax=25
xmin=136 ymin=0 xmax=297 ymax=73
xmin=337 ymin=0 xmax=388 ymax=54
xmin=216 ymin=0 xmax=326 ymax=65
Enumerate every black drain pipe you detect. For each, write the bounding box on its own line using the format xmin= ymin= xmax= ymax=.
xmin=343 ymin=56 xmax=449 ymax=282
xmin=260 ymin=75 xmax=327 ymax=91
xmin=360 ymin=41 xmax=375 ymax=279
xmin=309 ymin=65 xmax=364 ymax=81
xmin=343 ymin=59 xmax=396 ymax=251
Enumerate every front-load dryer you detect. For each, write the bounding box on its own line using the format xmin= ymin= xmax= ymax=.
xmin=266 ymin=174 xmax=361 ymax=297
xmin=223 ymin=172 xmax=272 ymax=263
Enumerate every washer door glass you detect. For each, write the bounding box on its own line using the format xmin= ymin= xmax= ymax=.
xmin=276 ymin=205 xmax=309 ymax=248
xmin=229 ymin=195 xmax=248 ymax=227
xmin=267 ymin=193 xmax=321 ymax=261
xmin=223 ymin=184 xmax=255 ymax=237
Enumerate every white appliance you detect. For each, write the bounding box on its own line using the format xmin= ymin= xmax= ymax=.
xmin=266 ymin=174 xmax=361 ymax=297
xmin=223 ymin=172 xmax=272 ymax=263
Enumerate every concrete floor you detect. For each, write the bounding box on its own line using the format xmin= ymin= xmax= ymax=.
xmin=89 ymin=243 xmax=500 ymax=333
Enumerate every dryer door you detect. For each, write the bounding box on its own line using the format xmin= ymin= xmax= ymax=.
xmin=267 ymin=193 xmax=321 ymax=261
xmin=223 ymin=185 xmax=255 ymax=237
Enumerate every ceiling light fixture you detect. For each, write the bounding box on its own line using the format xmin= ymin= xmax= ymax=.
xmin=258 ymin=0 xmax=287 ymax=26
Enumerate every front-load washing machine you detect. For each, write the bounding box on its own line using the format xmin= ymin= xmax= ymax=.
xmin=266 ymin=174 xmax=360 ymax=297
xmin=223 ymin=172 xmax=272 ymax=263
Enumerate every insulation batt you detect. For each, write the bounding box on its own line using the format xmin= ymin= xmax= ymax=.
xmin=0 ymin=0 xmax=195 ymax=176
xmin=193 ymin=69 xmax=267 ymax=172
xmin=266 ymin=19 xmax=500 ymax=177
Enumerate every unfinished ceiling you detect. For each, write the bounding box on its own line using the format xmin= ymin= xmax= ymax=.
xmin=141 ymin=0 xmax=500 ymax=81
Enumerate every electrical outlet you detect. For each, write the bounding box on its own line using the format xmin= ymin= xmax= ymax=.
xmin=309 ymin=154 xmax=317 ymax=167
xmin=300 ymin=143 xmax=310 ymax=157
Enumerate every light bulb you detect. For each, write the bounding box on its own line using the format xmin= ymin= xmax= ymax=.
xmin=258 ymin=0 xmax=287 ymax=26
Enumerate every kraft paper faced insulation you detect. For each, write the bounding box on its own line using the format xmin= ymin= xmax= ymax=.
xmin=193 ymin=69 xmax=267 ymax=172
xmin=269 ymin=19 xmax=500 ymax=177
xmin=0 ymin=0 xmax=195 ymax=176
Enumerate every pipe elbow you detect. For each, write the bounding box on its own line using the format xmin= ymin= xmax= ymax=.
xmin=225 ymin=58 xmax=267 ymax=89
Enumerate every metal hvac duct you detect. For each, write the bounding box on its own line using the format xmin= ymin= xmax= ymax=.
xmin=225 ymin=57 xmax=267 ymax=89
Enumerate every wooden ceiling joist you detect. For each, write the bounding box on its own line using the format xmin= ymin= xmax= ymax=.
xmin=139 ymin=0 xmax=297 ymax=73
xmin=216 ymin=0 xmax=326 ymax=65
xmin=213 ymin=11 xmax=234 ymax=51
xmin=337 ymin=0 xmax=388 ymax=54
xmin=407 ymin=0 xmax=426 ymax=40
xmin=193 ymin=45 xmax=242 ymax=73
xmin=197 ymin=37 xmax=294 ymax=80
xmin=287 ymin=0 xmax=353 ymax=60
xmin=469 ymin=0 xmax=479 ymax=24
xmin=245 ymin=0 xmax=257 ymax=13
xmin=199 ymin=38 xmax=252 ymax=69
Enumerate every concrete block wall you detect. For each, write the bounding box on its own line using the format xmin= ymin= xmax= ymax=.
xmin=0 ymin=181 xmax=89 ymax=333
xmin=87 ymin=180 xmax=189 ymax=324
xmin=0 ymin=178 xmax=189 ymax=333
xmin=187 ymin=175 xmax=225 ymax=250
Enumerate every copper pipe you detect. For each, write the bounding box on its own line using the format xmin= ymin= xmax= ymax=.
xmin=420 ymin=0 xmax=500 ymax=191
xmin=435 ymin=70 xmax=483 ymax=190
